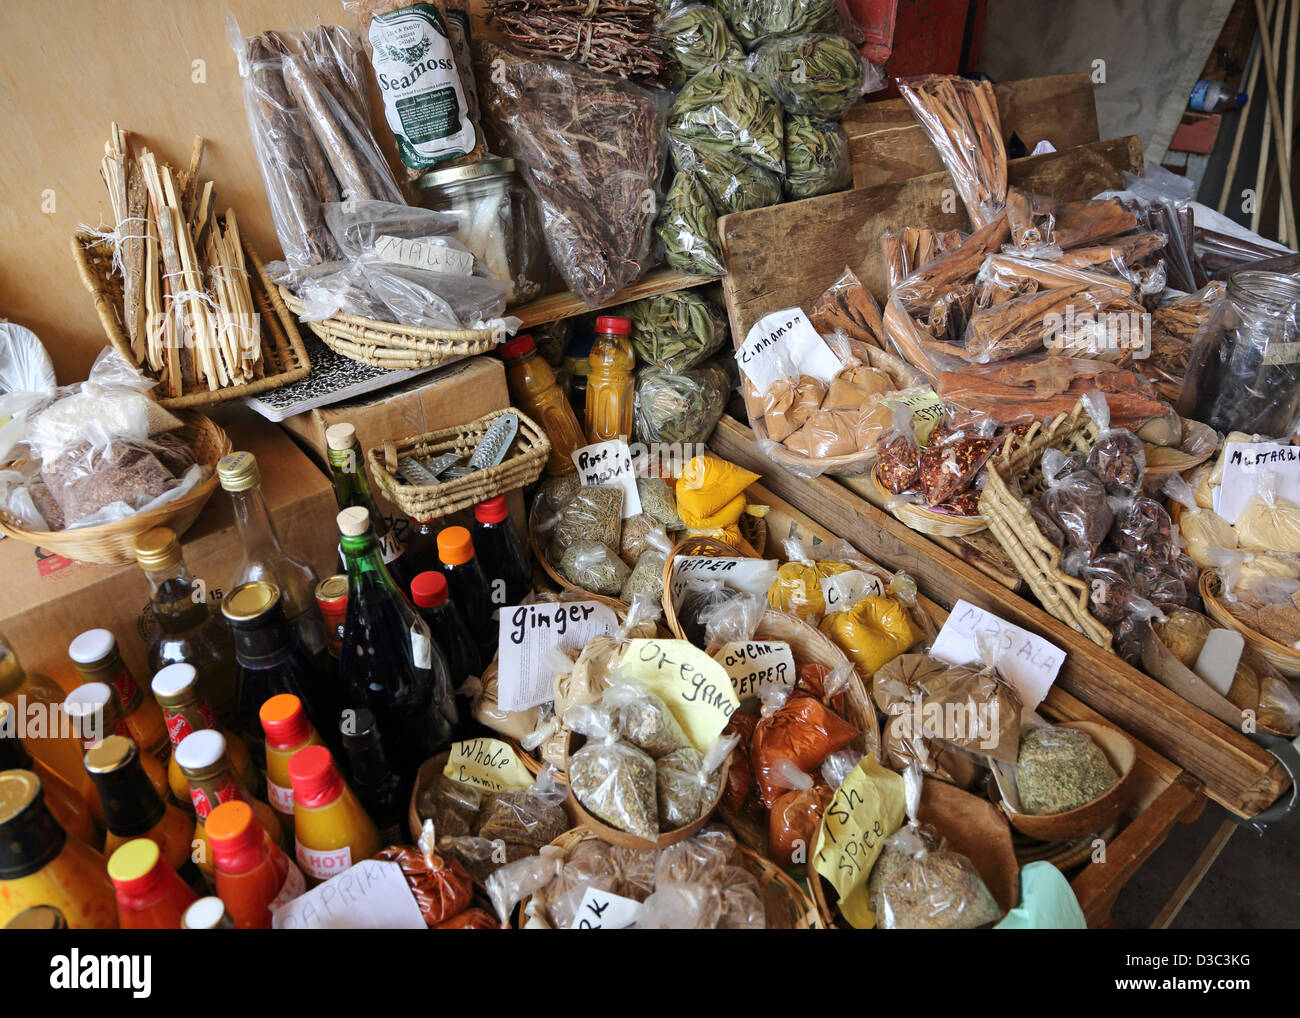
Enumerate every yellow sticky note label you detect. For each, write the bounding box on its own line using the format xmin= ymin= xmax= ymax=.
xmin=443 ymin=738 xmax=535 ymax=794
xmin=619 ymin=639 xmax=740 ymax=751
xmin=884 ymin=388 xmax=945 ymax=444
xmin=813 ymin=755 xmax=907 ymax=929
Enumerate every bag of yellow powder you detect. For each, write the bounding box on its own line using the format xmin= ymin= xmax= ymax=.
xmin=820 ymin=593 xmax=925 ymax=678
xmin=766 ymin=538 xmax=854 ymax=625
xmin=676 ymin=454 xmax=761 ymax=529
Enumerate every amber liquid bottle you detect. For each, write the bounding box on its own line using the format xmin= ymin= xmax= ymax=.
xmin=134 ymin=526 xmax=239 ymax=726
xmin=61 ymin=683 xmax=170 ymax=807
xmin=68 ymin=629 xmax=169 ymax=763
xmin=0 ymin=701 xmax=99 ymax=848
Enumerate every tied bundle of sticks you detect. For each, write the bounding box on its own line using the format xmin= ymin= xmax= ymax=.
xmin=899 ymin=75 xmax=1007 ymax=228
xmin=99 ymin=124 xmax=261 ymax=398
xmin=486 ymin=0 xmax=668 ymax=82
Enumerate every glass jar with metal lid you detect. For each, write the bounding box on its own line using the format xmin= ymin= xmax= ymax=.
xmin=417 ymin=157 xmax=551 ymax=307
xmin=1179 ymin=271 xmax=1300 ymax=436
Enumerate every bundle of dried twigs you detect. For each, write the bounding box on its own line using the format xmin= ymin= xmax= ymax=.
xmin=486 ymin=0 xmax=667 ymax=81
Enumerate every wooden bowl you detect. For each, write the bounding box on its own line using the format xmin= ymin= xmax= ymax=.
xmin=991 ymin=721 xmax=1138 ymax=842
xmin=809 ymin=775 xmax=1019 ymax=928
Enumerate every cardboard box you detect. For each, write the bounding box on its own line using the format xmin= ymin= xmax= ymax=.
xmin=0 ymin=405 xmax=339 ymax=693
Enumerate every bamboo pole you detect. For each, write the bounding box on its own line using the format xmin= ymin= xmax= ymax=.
xmin=1284 ymin=0 xmax=1298 ymax=243
xmin=1252 ymin=0 xmax=1286 ymax=234
xmin=1219 ymin=0 xmax=1278 ymax=215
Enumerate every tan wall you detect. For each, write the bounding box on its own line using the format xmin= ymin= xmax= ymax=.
xmin=0 ymin=0 xmax=491 ymax=384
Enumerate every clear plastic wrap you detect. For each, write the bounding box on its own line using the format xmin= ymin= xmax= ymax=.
xmin=656 ymin=170 xmax=725 ymax=277
xmin=667 ymin=62 xmax=785 ymax=174
xmin=638 ymin=476 xmax=684 ymax=530
xmin=766 ymin=537 xmax=852 ymax=625
xmin=663 ymin=3 xmax=745 ymax=83
xmin=875 ymin=404 xmax=922 ymax=493
xmin=670 ymin=137 xmax=783 ymax=215
xmin=567 ymin=702 xmax=661 ymax=841
xmin=634 ymin=358 xmax=735 ymax=446
xmin=621 ymin=550 xmax=668 ymax=603
xmin=620 ymin=509 xmax=672 ymax=562
xmin=750 ymin=34 xmax=882 ymax=119
xmin=1082 ymin=390 xmax=1146 ymax=498
xmin=604 ymin=680 xmax=693 ymax=758
xmin=478 ymin=41 xmax=667 ymax=306
xmin=1040 ymin=450 xmax=1112 ymax=559
xmin=1066 ymin=551 xmax=1137 ymax=626
xmin=750 ymin=676 xmax=858 ymax=807
xmin=558 ymin=541 xmax=632 ymax=596
xmin=656 ymin=734 xmax=735 ymax=829
xmin=1015 ymin=726 xmax=1118 ymax=815
xmin=485 ymin=849 xmax=565 ymax=925
xmin=551 ymin=484 xmax=624 ymax=554
xmin=720 ymin=0 xmax=835 ymax=49
xmin=702 ymin=592 xmax=767 ymax=652
xmin=322 ymin=200 xmax=463 ymax=259
xmin=0 ymin=321 xmax=56 ymax=401
xmin=680 ymin=579 xmax=743 ymax=647
xmin=627 ymin=290 xmax=730 ymax=374
xmin=469 ymin=661 xmax=542 ymax=743
xmin=915 ymin=418 xmax=995 ymax=507
xmin=809 ymin=267 xmax=886 ymax=349
xmin=782 ymin=114 xmax=852 ymax=200
xmin=1109 ymin=496 xmax=1176 ymax=571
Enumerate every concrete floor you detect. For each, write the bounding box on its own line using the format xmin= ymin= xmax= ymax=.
xmin=1111 ymin=797 xmax=1300 ymax=928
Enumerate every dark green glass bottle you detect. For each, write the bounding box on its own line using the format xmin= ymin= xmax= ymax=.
xmin=337 ymin=507 xmax=456 ymax=785
xmin=325 ymin=423 xmax=415 ymax=596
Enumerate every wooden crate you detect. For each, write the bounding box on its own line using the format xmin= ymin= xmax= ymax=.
xmin=713 ymin=416 xmax=1290 ymax=821
xmin=749 ymin=480 xmax=1205 ymax=928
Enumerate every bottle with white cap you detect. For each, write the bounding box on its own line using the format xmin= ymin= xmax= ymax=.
xmin=68 ymin=629 xmax=169 ymax=762
xmin=182 ymin=895 xmax=234 ymax=930
xmin=337 ymin=506 xmax=456 ymax=792
xmin=216 ymin=450 xmax=328 ymax=661
xmin=325 ymin=422 xmax=415 ymax=594
xmin=61 ymin=682 xmax=170 ymax=806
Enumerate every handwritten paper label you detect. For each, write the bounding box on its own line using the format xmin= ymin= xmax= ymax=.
xmin=821 ymin=570 xmax=885 ymax=613
xmin=813 ymin=755 xmax=906 ymax=929
xmin=669 ymin=556 xmax=780 ymax=601
xmin=883 ymin=388 xmax=946 ymax=444
xmin=272 ymin=859 xmax=425 ymax=930
xmin=496 ymin=601 xmax=620 ymax=712
xmin=735 ymin=308 xmax=843 ymax=392
xmin=570 ymin=887 xmax=642 ymax=929
xmin=444 ymin=738 xmax=535 ymax=793
xmin=930 ymin=600 xmax=1065 ymax=711
xmin=374 ymin=234 xmax=475 ymax=276
xmin=1214 ymin=441 xmax=1300 ymax=524
xmin=713 ymin=640 xmax=796 ymax=700
xmin=572 ymin=440 xmax=642 ymax=518
xmin=619 ymin=639 xmax=740 ymax=750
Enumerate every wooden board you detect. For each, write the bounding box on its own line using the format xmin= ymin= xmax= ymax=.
xmin=513 ymin=270 xmax=719 ymax=330
xmin=717 ymin=136 xmax=1145 ymax=342
xmin=711 ymin=414 xmax=1290 ymax=820
xmin=845 ymin=73 xmax=1102 ymax=190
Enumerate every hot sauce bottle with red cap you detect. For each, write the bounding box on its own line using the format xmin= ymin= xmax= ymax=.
xmin=107 ymin=838 xmax=197 ymax=930
xmin=288 ymin=745 xmax=380 ymax=886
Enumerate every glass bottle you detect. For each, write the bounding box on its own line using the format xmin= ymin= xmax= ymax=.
xmin=436 ymin=525 xmax=496 ymax=659
xmin=84 ymin=735 xmax=196 ymax=882
xmin=134 ymin=526 xmax=240 ymax=726
xmin=472 ymin=496 xmax=532 ymax=608
xmin=500 ymin=334 xmax=585 ymax=475
xmin=0 ymin=630 xmax=95 ymax=812
xmin=0 ymin=701 xmax=99 ymax=848
xmin=217 ymin=451 xmax=329 ymax=660
xmin=61 ymin=683 xmax=170 ymax=806
xmin=288 ymin=745 xmax=381 ymax=886
xmin=326 ymin=423 xmax=416 ymax=595
xmin=259 ymin=694 xmax=325 ymax=841
xmin=182 ymin=896 xmax=233 ymax=929
xmin=151 ymin=662 xmax=260 ymax=811
xmin=107 ymin=838 xmax=197 ymax=930
xmin=0 ymin=770 xmax=117 ymax=929
xmin=565 ymin=332 xmax=594 ymax=421
xmin=5 ymin=904 xmax=69 ymax=929
xmin=68 ymin=629 xmax=169 ymax=762
xmin=222 ymin=580 xmax=338 ymax=763
xmin=340 ymin=709 xmax=406 ymax=846
xmin=316 ymin=575 xmax=349 ymax=660
xmin=175 ymin=729 xmax=285 ymax=885
xmin=585 ymin=315 xmax=636 ymax=442
xmin=207 ymin=800 xmax=305 ymax=929
xmin=410 ymin=571 xmax=481 ymax=714
xmin=338 ymin=507 xmax=456 ymax=783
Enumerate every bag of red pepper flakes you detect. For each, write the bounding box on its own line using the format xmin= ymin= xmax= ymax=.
xmin=917 ymin=413 xmax=997 ymax=507
xmin=876 ymin=403 xmax=922 ymax=494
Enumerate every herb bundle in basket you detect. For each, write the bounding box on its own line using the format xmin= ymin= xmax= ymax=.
xmin=486 ymin=0 xmax=669 ymax=81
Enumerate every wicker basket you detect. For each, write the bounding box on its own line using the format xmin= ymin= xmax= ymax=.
xmin=0 ymin=412 xmax=231 ymax=565
xmin=518 ymin=827 xmax=824 ymax=929
xmin=1200 ymin=572 xmax=1300 ymax=679
xmin=279 ymin=286 xmax=499 ymax=369
xmin=740 ymin=344 xmax=923 ymax=478
xmin=978 ymin=402 xmax=1113 ymax=648
xmin=72 ymin=230 xmax=310 ymax=409
xmin=1142 ymin=418 xmax=1217 ymax=494
xmin=870 ymin=466 xmax=987 ymax=537
xmin=369 ymin=408 xmax=549 ymax=522
xmin=661 ymin=535 xmax=761 ymax=640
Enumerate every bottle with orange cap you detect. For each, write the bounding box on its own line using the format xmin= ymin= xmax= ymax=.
xmin=338 ymin=507 xmax=456 ymax=782
xmin=62 ymin=683 xmax=170 ymax=806
xmin=0 ymin=629 xmax=96 ymax=813
xmin=107 ymin=838 xmax=198 ymax=929
xmin=175 ymin=729 xmax=284 ymax=885
xmin=288 ymin=745 xmax=381 ymax=886
xmin=436 ymin=525 xmax=496 ymax=659
xmin=259 ymin=694 xmax=325 ymax=840
xmin=68 ymin=629 xmax=169 ymax=762
xmin=585 ymin=314 xmax=636 ymax=443
xmin=0 ymin=769 xmax=117 ymax=929
xmin=151 ymin=662 xmax=260 ymax=811
xmin=0 ymin=701 xmax=99 ymax=848
xmin=207 ymin=799 xmax=306 ymax=929
xmin=472 ymin=495 xmax=532 ymax=608
xmin=499 ymin=332 xmax=585 ymax=475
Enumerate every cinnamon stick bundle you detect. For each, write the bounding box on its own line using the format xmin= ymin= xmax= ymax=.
xmin=964 ymin=284 xmax=1089 ymax=362
xmin=1005 ymin=187 xmax=1057 ymax=248
xmin=1050 ymin=197 xmax=1139 ymax=250
xmin=809 ymin=266 xmax=885 ymax=348
xmin=1056 ymin=231 xmax=1167 ymax=270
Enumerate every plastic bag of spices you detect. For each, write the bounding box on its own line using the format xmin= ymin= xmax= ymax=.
xmin=1039 ymin=450 xmax=1112 ymax=560
xmin=1082 ymin=390 xmax=1146 ymax=499
xmin=916 ymin=417 xmax=996 ymax=507
xmin=567 ymin=702 xmax=661 ymax=841
xmin=866 ymin=765 xmax=1004 ymax=929
xmin=656 ymin=733 xmax=736 ymax=829
xmin=558 ymin=541 xmax=632 ymax=597
xmin=551 ymin=485 xmax=624 ymax=554
xmin=376 ymin=821 xmax=474 ymax=926
xmin=751 ymin=669 xmax=858 ymax=808
xmin=604 ymin=681 xmax=693 ymax=759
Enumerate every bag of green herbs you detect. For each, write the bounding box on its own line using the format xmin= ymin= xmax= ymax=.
xmin=720 ymin=0 xmax=836 ymax=49
xmin=634 ymin=357 xmax=736 ymax=446
xmin=783 ymin=114 xmax=852 ymax=199
xmin=668 ymin=62 xmax=785 ymax=174
xmin=626 ymin=290 xmax=730 ymax=372
xmin=750 ymin=34 xmax=883 ymax=119
xmin=670 ymin=138 xmax=783 ymax=215
xmin=663 ymin=3 xmax=745 ymax=84
xmin=656 ymin=170 xmax=726 ymax=276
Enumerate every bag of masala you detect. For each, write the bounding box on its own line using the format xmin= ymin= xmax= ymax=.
xmin=751 ymin=667 xmax=858 ymax=808
xmin=866 ymin=765 xmax=1004 ymax=929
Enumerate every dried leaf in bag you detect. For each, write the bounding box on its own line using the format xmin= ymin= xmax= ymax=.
xmin=1015 ymin=726 xmax=1118 ymax=815
xmin=720 ymin=0 xmax=835 ymax=48
xmin=472 ymin=787 xmax=569 ymax=859
xmin=569 ymin=738 xmax=660 ymax=841
xmin=621 ymin=550 xmax=667 ymax=603
xmin=634 ymin=359 xmax=734 ymax=446
xmin=783 ymin=114 xmax=852 ymax=200
xmin=656 ymin=746 xmax=721 ymax=829
xmin=656 ymin=170 xmax=725 ymax=276
xmin=558 ymin=540 xmax=632 ymax=596
xmin=611 ymin=686 xmax=692 ymax=758
xmin=637 ymin=476 xmax=684 ymax=530
xmin=627 ymin=291 xmax=730 ymax=373
xmin=552 ymin=485 xmax=624 ymax=553
xmin=667 ymin=62 xmax=785 ymax=174
xmin=670 ymin=139 xmax=783 ymax=214
xmin=663 ymin=3 xmax=745 ymax=83
xmin=751 ymin=34 xmax=872 ymax=119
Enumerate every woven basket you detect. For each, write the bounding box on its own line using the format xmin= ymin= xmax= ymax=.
xmin=978 ymin=402 xmax=1113 ymax=648
xmin=1142 ymin=418 xmax=1217 ymax=494
xmin=0 ymin=412 xmax=231 ymax=565
xmin=662 ymin=535 xmax=761 ymax=641
xmin=279 ymin=286 xmax=499 ymax=369
xmin=1200 ymin=572 xmax=1300 ymax=679
xmin=740 ymin=344 xmax=923 ymax=478
xmin=369 ymin=408 xmax=549 ymax=522
xmin=518 ymin=827 xmax=824 ymax=929
xmin=72 ymin=230 xmax=310 ymax=409
xmin=870 ymin=466 xmax=987 ymax=537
